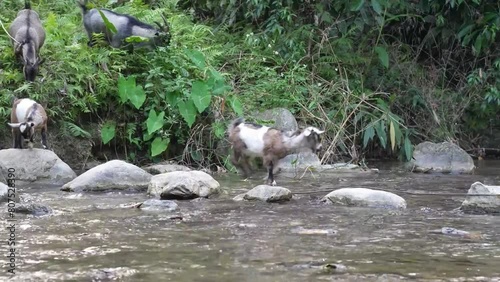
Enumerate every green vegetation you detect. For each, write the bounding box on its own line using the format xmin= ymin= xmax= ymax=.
xmin=1 ymin=0 xmax=499 ymax=169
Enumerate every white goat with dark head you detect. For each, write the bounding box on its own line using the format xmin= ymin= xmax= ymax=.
xmin=227 ymin=117 xmax=325 ymax=186
xmin=77 ymin=0 xmax=170 ymax=49
xmin=8 ymin=0 xmax=46 ymax=82
xmin=8 ymin=98 xmax=49 ymax=150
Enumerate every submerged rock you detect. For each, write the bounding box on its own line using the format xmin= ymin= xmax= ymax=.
xmin=147 ymin=170 xmax=221 ymax=200
xmin=142 ymin=163 xmax=191 ymax=175
xmin=409 ymin=141 xmax=475 ymax=174
xmin=61 ymin=160 xmax=152 ymax=192
xmin=236 ymin=185 xmax=292 ymax=202
xmin=139 ymin=199 xmax=178 ymax=212
xmin=277 ymin=152 xmax=322 ymax=172
xmin=429 ymin=227 xmax=483 ymax=240
xmin=321 ymin=188 xmax=407 ymax=209
xmin=254 ymin=107 xmax=298 ymax=132
xmin=460 ymin=182 xmax=500 ymax=214
xmin=0 ymin=148 xmax=76 ymax=185
xmin=15 ymin=202 xmax=52 ymax=216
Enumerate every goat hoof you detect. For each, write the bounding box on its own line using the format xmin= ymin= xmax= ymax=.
xmin=271 ymin=180 xmax=277 ymax=186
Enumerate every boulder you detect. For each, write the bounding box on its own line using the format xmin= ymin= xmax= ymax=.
xmin=236 ymin=185 xmax=292 ymax=202
xmin=254 ymin=108 xmax=298 ymax=132
xmin=142 ymin=163 xmax=191 ymax=175
xmin=0 ymin=148 xmax=76 ymax=185
xmin=460 ymin=182 xmax=500 ymax=214
xmin=277 ymin=152 xmax=322 ymax=172
xmin=147 ymin=171 xmax=221 ymax=200
xmin=321 ymin=188 xmax=407 ymax=209
xmin=410 ymin=141 xmax=475 ymax=174
xmin=139 ymin=199 xmax=178 ymax=212
xmin=61 ymin=160 xmax=152 ymax=192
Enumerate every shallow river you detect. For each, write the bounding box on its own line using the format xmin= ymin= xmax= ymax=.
xmin=2 ymin=161 xmax=500 ymax=281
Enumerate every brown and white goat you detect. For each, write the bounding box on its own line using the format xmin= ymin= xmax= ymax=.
xmin=8 ymin=0 xmax=46 ymax=82
xmin=8 ymin=98 xmax=49 ymax=149
xmin=227 ymin=117 xmax=325 ymax=186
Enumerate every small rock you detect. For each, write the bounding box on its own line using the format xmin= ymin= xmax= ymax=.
xmin=15 ymin=203 xmax=52 ymax=216
xmin=460 ymin=182 xmax=500 ymax=214
xmin=291 ymin=227 xmax=337 ymax=235
xmin=139 ymin=199 xmax=178 ymax=212
xmin=142 ymin=163 xmax=191 ymax=175
xmin=243 ymin=185 xmax=292 ymax=202
xmin=321 ymin=188 xmax=407 ymax=209
xmin=0 ymin=148 xmax=76 ymax=185
xmin=410 ymin=141 xmax=475 ymax=174
xmin=147 ymin=170 xmax=221 ymax=200
xmin=61 ymin=160 xmax=152 ymax=192
xmin=430 ymin=227 xmax=483 ymax=240
xmin=232 ymin=194 xmax=245 ymax=202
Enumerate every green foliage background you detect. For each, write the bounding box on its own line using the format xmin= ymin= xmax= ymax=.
xmin=1 ymin=0 xmax=499 ymax=168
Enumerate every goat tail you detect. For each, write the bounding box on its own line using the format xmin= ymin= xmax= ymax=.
xmin=24 ymin=0 xmax=31 ymax=9
xmin=227 ymin=117 xmax=244 ymax=135
xmin=77 ymin=0 xmax=88 ymax=14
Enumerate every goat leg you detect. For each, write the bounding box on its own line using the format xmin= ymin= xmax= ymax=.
xmin=41 ymin=126 xmax=48 ymax=149
xmin=264 ymin=158 xmax=277 ymax=186
xmin=13 ymin=130 xmax=22 ymax=149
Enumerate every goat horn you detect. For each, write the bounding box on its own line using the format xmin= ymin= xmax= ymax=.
xmin=160 ymin=12 xmax=169 ymax=32
xmin=153 ymin=21 xmax=163 ymax=30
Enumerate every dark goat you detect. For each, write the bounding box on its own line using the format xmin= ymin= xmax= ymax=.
xmin=77 ymin=0 xmax=170 ymax=49
xmin=8 ymin=0 xmax=46 ymax=82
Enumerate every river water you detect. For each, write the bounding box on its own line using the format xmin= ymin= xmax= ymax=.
xmin=2 ymin=161 xmax=500 ymax=281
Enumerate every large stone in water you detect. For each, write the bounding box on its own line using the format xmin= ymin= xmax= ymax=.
xmin=0 ymin=148 xmax=76 ymax=185
xmin=277 ymin=152 xmax=322 ymax=172
xmin=237 ymin=185 xmax=292 ymax=202
xmin=410 ymin=141 xmax=475 ymax=174
xmin=321 ymin=188 xmax=407 ymax=209
xmin=460 ymin=182 xmax=500 ymax=214
xmin=61 ymin=160 xmax=152 ymax=192
xmin=147 ymin=170 xmax=221 ymax=200
xmin=142 ymin=163 xmax=191 ymax=175
xmin=254 ymin=107 xmax=298 ymax=132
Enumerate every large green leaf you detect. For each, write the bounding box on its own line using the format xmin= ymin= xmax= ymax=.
xmin=371 ymin=0 xmax=382 ymax=14
xmin=101 ymin=121 xmax=116 ymax=144
xmin=191 ymin=80 xmax=211 ymax=113
xmin=128 ymin=85 xmax=146 ymax=110
xmin=146 ymin=109 xmax=165 ymax=135
xmin=375 ymin=46 xmax=389 ymax=68
xmin=184 ymin=48 xmax=206 ymax=70
xmin=228 ymin=96 xmax=243 ymax=116
xmin=363 ymin=125 xmax=375 ymax=148
xmin=117 ymin=75 xmax=132 ymax=103
xmin=151 ymin=137 xmax=170 ymax=157
xmin=98 ymin=10 xmax=117 ymax=34
xmin=350 ymin=0 xmax=365 ymax=11
xmin=178 ymin=98 xmax=197 ymax=128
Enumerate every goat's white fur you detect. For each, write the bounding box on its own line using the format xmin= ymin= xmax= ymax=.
xmin=228 ymin=118 xmax=325 ymax=186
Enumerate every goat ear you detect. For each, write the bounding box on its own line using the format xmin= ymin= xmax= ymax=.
xmin=7 ymin=123 xmax=22 ymax=128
